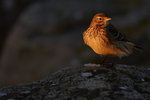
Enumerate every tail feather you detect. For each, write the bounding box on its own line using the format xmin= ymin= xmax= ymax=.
xmin=134 ymin=45 xmax=143 ymax=52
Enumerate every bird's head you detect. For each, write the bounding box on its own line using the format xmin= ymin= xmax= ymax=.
xmin=90 ymin=13 xmax=111 ymax=27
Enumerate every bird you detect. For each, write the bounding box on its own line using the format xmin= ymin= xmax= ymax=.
xmin=83 ymin=13 xmax=142 ymax=62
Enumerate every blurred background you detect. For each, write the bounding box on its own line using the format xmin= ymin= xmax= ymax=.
xmin=0 ymin=0 xmax=150 ymax=87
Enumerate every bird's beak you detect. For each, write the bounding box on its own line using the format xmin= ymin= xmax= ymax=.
xmin=105 ymin=17 xmax=112 ymax=21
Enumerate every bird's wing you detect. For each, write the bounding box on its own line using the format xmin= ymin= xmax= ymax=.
xmin=106 ymin=23 xmax=136 ymax=54
xmin=106 ymin=23 xmax=128 ymax=41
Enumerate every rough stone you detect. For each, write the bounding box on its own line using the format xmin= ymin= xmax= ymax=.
xmin=0 ymin=64 xmax=150 ymax=100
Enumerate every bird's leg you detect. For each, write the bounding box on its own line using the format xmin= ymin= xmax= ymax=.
xmin=100 ymin=56 xmax=115 ymax=68
xmin=100 ymin=56 xmax=107 ymax=64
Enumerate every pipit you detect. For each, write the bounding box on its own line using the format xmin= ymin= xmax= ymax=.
xmin=83 ymin=13 xmax=141 ymax=63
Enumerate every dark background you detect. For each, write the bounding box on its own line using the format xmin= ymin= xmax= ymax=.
xmin=0 ymin=0 xmax=150 ymax=87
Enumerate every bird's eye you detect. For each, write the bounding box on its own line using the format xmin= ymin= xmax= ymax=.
xmin=99 ymin=18 xmax=102 ymax=20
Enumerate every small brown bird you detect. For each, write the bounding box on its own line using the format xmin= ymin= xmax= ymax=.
xmin=83 ymin=13 xmax=141 ymax=59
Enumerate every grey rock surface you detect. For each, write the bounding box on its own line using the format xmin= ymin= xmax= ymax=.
xmin=0 ymin=64 xmax=150 ymax=100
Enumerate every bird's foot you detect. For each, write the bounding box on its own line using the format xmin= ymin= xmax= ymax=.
xmin=83 ymin=63 xmax=101 ymax=71
xmin=83 ymin=63 xmax=116 ymax=72
xmin=83 ymin=63 xmax=113 ymax=75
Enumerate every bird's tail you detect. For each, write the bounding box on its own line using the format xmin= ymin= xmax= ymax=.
xmin=134 ymin=45 xmax=143 ymax=52
xmin=126 ymin=42 xmax=143 ymax=52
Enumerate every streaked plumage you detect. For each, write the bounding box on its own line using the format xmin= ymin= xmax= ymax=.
xmin=83 ymin=13 xmax=141 ymax=58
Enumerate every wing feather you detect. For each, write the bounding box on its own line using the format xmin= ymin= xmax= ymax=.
xmin=106 ymin=23 xmax=128 ymax=41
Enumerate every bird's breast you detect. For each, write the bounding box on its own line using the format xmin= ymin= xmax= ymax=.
xmin=85 ymin=34 xmax=109 ymax=54
xmin=83 ymin=31 xmax=126 ymax=56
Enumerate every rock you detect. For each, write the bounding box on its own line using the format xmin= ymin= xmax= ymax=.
xmin=0 ymin=64 xmax=150 ymax=100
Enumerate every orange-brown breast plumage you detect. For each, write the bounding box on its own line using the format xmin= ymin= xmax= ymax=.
xmin=83 ymin=13 xmax=139 ymax=58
